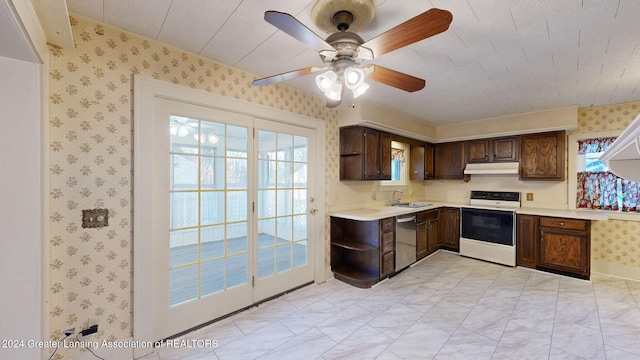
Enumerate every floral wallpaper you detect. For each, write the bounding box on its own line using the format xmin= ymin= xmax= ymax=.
xmin=47 ymin=13 xmax=640 ymax=359
xmin=48 ymin=15 xmax=339 ymax=358
xmin=577 ymin=101 xmax=640 ymax=268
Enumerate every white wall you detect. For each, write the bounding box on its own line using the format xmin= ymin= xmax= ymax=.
xmin=0 ymin=55 xmax=43 ymax=360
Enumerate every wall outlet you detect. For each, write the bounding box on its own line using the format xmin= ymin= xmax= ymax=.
xmin=526 ymin=193 xmax=534 ymax=201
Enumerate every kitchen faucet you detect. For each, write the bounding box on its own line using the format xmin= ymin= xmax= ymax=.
xmin=390 ymin=189 xmax=404 ymax=206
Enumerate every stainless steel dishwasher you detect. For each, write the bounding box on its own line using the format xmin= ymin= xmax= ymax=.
xmin=395 ymin=214 xmax=417 ymax=271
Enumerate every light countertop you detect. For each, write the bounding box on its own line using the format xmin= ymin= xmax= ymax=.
xmin=516 ymin=208 xmax=608 ymax=221
xmin=330 ymin=202 xmax=609 ymax=221
xmin=329 ymin=201 xmax=464 ymax=221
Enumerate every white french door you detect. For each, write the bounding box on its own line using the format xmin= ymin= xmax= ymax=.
xmin=147 ymin=98 xmax=316 ymax=341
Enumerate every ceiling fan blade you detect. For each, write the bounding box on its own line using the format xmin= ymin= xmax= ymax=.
xmin=252 ymin=66 xmax=322 ymax=86
xmin=359 ymin=8 xmax=452 ymax=58
xmin=366 ymin=65 xmax=426 ymax=92
xmin=264 ymin=11 xmax=336 ymax=53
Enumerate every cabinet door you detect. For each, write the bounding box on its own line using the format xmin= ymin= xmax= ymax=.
xmin=493 ymin=136 xmax=518 ymax=162
xmin=520 ymin=131 xmax=565 ymax=181
xmin=416 ymin=221 xmax=428 ymax=260
xmin=434 ymin=141 xmax=467 ymax=180
xmin=539 ymin=228 xmax=589 ymax=277
xmin=363 ymin=128 xmax=381 ymax=180
xmin=468 ymin=139 xmax=491 ymax=163
xmin=516 ymin=214 xmax=537 ymax=268
xmin=410 ymin=145 xmax=425 ymax=180
xmin=426 ymin=218 xmax=439 ymax=255
xmin=425 ymin=143 xmax=435 ymax=179
xmin=379 ymin=132 xmax=392 ymax=180
xmin=439 ymin=208 xmax=460 ymax=250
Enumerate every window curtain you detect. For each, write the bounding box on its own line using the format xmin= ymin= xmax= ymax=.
xmin=577 ymin=137 xmax=616 ymax=154
xmin=392 ymin=148 xmax=405 ymax=162
xmin=576 ymin=137 xmax=640 ymax=212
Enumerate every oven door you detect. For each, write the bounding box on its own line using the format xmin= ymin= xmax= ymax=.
xmin=460 ymin=207 xmax=515 ymax=246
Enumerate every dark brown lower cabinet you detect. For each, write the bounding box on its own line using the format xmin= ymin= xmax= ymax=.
xmin=416 ymin=210 xmax=438 ymax=260
xmin=539 ymin=217 xmax=590 ymax=279
xmin=516 ymin=215 xmax=591 ymax=279
xmin=439 ymin=207 xmax=460 ymax=251
xmin=516 ymin=214 xmax=537 ymax=268
xmin=330 ymin=216 xmax=394 ymax=288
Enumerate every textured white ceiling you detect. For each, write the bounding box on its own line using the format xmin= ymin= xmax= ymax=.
xmin=66 ymin=0 xmax=640 ymax=126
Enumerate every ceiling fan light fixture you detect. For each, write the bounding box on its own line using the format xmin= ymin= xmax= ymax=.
xmin=316 ymin=70 xmax=338 ymax=91
xmin=351 ymin=82 xmax=369 ymax=98
xmin=344 ymin=67 xmax=365 ymax=88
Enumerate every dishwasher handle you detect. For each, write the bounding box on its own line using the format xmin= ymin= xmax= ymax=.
xmin=396 ymin=216 xmax=416 ymax=223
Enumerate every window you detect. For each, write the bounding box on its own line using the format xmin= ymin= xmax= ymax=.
xmin=575 ymin=137 xmax=640 ymax=212
xmin=380 ymin=141 xmax=408 ymax=189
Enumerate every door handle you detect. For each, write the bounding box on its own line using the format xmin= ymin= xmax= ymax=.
xmin=309 ymin=208 xmax=318 ymax=214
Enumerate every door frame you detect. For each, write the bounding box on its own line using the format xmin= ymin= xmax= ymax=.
xmin=132 ymin=76 xmax=326 ymax=358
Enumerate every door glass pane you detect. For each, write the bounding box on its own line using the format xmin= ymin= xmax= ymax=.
xmin=226 ymin=222 xmax=247 ymax=255
xmin=294 ymin=136 xmax=307 ymax=162
xmin=227 ymin=125 xmax=247 ymax=157
xmin=169 ymin=117 xmax=249 ymax=306
xmin=170 ymin=192 xmax=198 ymax=228
xmin=201 ymin=259 xmax=224 ymax=296
xmin=277 ymin=245 xmax=292 ymax=272
xmin=257 ymin=190 xmax=275 ymax=218
xmin=258 ymin=248 xmax=275 ymax=278
xmin=226 ymin=254 xmax=248 ymax=288
xmin=227 ymin=158 xmax=247 ymax=189
xmin=258 ymin=219 xmax=276 ymax=248
xmin=277 ymin=133 xmax=293 ymax=161
xmin=277 ymin=189 xmax=293 ymax=216
xmin=226 ymin=191 xmax=247 ymax=223
xmin=201 ymin=191 xmax=224 ymax=225
xmin=170 ymin=229 xmax=198 ymax=267
xmin=200 ymin=122 xmax=225 ymax=156
xmin=201 ymin=156 xmax=224 ymax=190
xmin=201 ymin=226 xmax=224 ymax=261
xmin=170 ymin=116 xmax=198 ymax=153
xmin=294 ymin=240 xmax=308 ymax=268
xmin=169 ymin=265 xmax=198 ymax=306
xmin=171 ymin=154 xmax=199 ymax=190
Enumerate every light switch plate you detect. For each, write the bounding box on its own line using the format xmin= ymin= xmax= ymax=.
xmin=82 ymin=208 xmax=109 ymax=228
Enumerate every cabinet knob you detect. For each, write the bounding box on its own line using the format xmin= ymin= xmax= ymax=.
xmin=558 ymin=222 xmax=565 ymax=226
xmin=485 ymin=154 xmax=488 ymax=159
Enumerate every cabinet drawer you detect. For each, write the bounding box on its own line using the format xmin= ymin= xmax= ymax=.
xmin=381 ymin=218 xmax=393 ymax=232
xmin=381 ymin=252 xmax=394 ymax=276
xmin=381 ymin=231 xmax=394 ymax=253
xmin=539 ymin=217 xmax=587 ymax=231
xmin=417 ymin=210 xmax=437 ymax=223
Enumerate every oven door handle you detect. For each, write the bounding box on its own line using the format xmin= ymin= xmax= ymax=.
xmin=460 ymin=205 xmax=518 ymax=213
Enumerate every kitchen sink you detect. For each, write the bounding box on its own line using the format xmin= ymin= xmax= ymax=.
xmin=394 ymin=202 xmax=432 ymax=208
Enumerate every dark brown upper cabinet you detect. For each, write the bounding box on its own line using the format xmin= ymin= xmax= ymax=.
xmin=340 ymin=126 xmax=392 ymax=181
xmin=409 ymin=145 xmax=425 ymax=180
xmin=468 ymin=136 xmax=519 ymax=163
xmin=520 ymin=130 xmax=565 ymax=181
xmin=425 ymin=143 xmax=435 ymax=180
xmin=434 ymin=141 xmax=469 ymax=180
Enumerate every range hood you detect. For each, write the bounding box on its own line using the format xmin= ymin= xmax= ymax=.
xmin=600 ymin=112 xmax=640 ymax=183
xmin=464 ymin=162 xmax=520 ymax=175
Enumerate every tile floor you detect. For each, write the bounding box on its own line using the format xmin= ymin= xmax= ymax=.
xmin=141 ymin=251 xmax=640 ymax=360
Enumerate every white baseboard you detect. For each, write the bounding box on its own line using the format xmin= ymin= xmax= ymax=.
xmin=592 ymin=260 xmax=640 ymax=282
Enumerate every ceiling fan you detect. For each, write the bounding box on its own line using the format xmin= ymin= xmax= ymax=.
xmin=251 ymin=0 xmax=453 ymax=107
